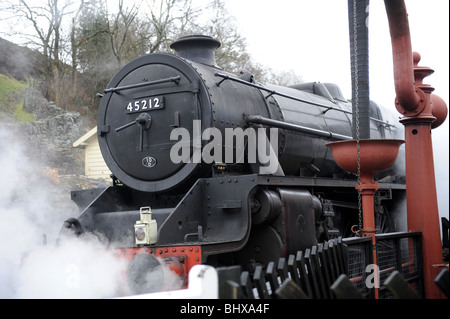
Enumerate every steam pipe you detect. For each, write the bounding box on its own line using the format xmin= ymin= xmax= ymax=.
xmin=384 ymin=0 xmax=421 ymax=112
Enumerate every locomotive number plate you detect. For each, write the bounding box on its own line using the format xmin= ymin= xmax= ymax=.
xmin=126 ymin=96 xmax=165 ymax=114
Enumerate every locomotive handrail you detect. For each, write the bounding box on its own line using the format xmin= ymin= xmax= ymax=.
xmin=103 ymin=76 xmax=181 ymax=94
xmin=215 ymin=72 xmax=395 ymax=127
xmin=215 ymin=72 xmax=338 ymax=110
xmin=245 ymin=114 xmax=353 ymax=141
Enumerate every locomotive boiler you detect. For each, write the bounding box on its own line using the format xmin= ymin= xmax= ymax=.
xmin=65 ymin=35 xmax=406 ymax=294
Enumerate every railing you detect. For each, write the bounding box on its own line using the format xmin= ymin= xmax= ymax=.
xmin=341 ymin=236 xmax=374 ymax=298
xmin=375 ymin=232 xmax=424 ymax=298
xmin=329 ymin=232 xmax=424 ymax=298
xmin=216 ymin=232 xmax=424 ymax=299
xmin=217 ymin=237 xmax=348 ymax=299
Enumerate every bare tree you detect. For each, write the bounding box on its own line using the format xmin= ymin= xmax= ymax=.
xmin=146 ymin=0 xmax=200 ymax=53
xmin=70 ymin=0 xmax=86 ymax=94
xmin=70 ymin=0 xmax=113 ymax=95
xmin=106 ymin=0 xmax=139 ymax=67
xmin=1 ymin=0 xmax=75 ymax=105
xmin=1 ymin=0 xmax=303 ymax=114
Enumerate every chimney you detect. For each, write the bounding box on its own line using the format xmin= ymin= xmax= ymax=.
xmin=170 ymin=35 xmax=221 ymax=67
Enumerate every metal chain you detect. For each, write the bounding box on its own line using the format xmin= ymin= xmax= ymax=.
xmin=353 ymin=0 xmax=363 ymax=235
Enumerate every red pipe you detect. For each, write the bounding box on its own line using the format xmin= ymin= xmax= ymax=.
xmin=384 ymin=0 xmax=446 ymax=298
xmin=359 ymin=183 xmax=379 ymax=299
xmin=384 ymin=0 xmax=422 ymax=113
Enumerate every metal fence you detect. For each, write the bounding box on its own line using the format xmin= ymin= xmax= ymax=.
xmin=342 ymin=231 xmax=424 ymax=298
xmin=217 ymin=231 xmax=424 ymax=299
xmin=376 ymin=232 xmax=424 ymax=298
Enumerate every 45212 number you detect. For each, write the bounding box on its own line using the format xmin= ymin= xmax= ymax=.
xmin=126 ymin=96 xmax=164 ymax=114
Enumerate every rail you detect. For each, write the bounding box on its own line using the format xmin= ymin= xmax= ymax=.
xmin=213 ymin=232 xmax=424 ymax=299
xmin=214 ymin=72 xmax=395 ymax=127
xmin=103 ymin=76 xmax=181 ymax=94
xmin=343 ymin=231 xmax=424 ymax=298
xmin=245 ymin=114 xmax=353 ymax=141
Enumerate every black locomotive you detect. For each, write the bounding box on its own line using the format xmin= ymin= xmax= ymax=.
xmin=65 ymin=35 xmax=406 ymax=293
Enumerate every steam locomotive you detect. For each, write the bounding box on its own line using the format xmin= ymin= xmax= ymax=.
xmin=64 ymin=35 xmax=406 ymax=294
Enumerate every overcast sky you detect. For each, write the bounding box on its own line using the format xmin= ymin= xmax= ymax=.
xmin=223 ymin=0 xmax=449 ymax=220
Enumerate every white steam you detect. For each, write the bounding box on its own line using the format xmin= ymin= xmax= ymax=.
xmin=0 ymin=127 xmax=123 ymax=298
xmin=0 ymin=126 xmax=183 ymax=298
xmin=0 ymin=127 xmax=181 ymax=298
xmin=11 ymin=236 xmax=128 ymax=298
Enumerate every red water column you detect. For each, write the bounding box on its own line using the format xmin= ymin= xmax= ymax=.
xmin=399 ymin=53 xmax=446 ymax=299
xmin=385 ymin=0 xmax=448 ymax=298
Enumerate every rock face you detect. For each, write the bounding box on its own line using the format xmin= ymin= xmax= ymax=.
xmin=1 ymin=87 xmax=85 ymax=179
xmin=23 ymin=88 xmax=84 ymax=149
xmin=1 ymin=87 xmax=103 ymax=219
xmin=24 ymin=110 xmax=83 ymax=148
